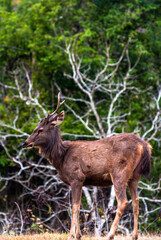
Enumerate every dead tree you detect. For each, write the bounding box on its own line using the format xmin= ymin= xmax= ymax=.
xmin=23 ymin=93 xmax=151 ymax=240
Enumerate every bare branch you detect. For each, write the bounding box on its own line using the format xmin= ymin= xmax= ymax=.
xmin=143 ymin=88 xmax=161 ymax=140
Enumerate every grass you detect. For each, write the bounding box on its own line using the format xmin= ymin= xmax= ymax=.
xmin=0 ymin=233 xmax=161 ymax=240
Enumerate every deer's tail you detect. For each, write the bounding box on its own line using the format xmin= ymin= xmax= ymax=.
xmin=138 ymin=141 xmax=152 ymax=177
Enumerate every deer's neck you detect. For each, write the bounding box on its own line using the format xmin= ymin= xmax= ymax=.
xmin=41 ymin=127 xmax=68 ymax=169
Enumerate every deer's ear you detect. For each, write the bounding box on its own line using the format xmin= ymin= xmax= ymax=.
xmin=51 ymin=111 xmax=64 ymax=125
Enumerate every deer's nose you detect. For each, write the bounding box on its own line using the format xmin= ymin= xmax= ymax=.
xmin=22 ymin=142 xmax=27 ymax=148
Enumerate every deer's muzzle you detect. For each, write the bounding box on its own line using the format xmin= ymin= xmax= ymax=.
xmin=22 ymin=142 xmax=33 ymax=148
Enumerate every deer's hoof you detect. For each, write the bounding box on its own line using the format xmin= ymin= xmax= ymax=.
xmin=132 ymin=236 xmax=138 ymax=240
xmin=107 ymin=236 xmax=114 ymax=240
xmin=68 ymin=235 xmax=75 ymax=240
xmin=68 ymin=234 xmax=82 ymax=240
xmin=76 ymin=234 xmax=82 ymax=240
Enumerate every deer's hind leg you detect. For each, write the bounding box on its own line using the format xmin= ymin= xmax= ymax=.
xmin=128 ymin=178 xmax=140 ymax=240
xmin=107 ymin=175 xmax=128 ymax=240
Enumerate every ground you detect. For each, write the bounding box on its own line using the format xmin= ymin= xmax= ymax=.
xmin=0 ymin=233 xmax=161 ymax=240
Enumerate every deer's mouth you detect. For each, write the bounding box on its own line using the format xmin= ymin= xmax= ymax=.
xmin=23 ymin=142 xmax=33 ymax=149
xmin=26 ymin=143 xmax=33 ymax=149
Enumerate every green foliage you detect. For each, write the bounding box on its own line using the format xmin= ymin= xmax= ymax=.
xmin=0 ymin=155 xmax=10 ymax=168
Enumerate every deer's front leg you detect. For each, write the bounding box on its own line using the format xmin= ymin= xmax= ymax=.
xmin=68 ymin=181 xmax=82 ymax=240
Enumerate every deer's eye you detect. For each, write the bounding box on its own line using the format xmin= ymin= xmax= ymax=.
xmin=38 ymin=129 xmax=43 ymax=134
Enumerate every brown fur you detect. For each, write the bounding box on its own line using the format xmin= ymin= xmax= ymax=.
xmin=23 ymin=111 xmax=151 ymax=240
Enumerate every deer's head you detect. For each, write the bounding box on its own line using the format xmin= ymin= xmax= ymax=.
xmin=22 ymin=93 xmax=65 ymax=151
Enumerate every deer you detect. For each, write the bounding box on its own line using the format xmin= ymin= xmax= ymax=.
xmin=22 ymin=93 xmax=151 ymax=240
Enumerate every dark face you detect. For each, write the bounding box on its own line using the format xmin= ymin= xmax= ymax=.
xmin=22 ymin=111 xmax=64 ymax=150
